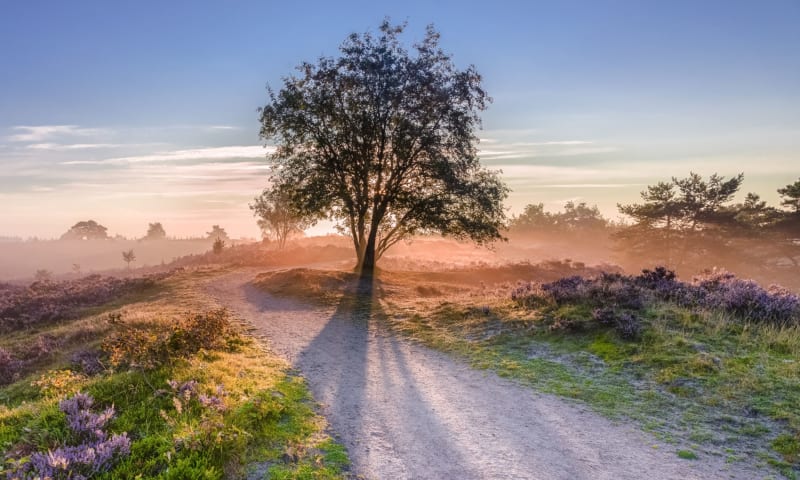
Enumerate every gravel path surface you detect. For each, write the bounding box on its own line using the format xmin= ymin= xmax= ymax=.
xmin=206 ymin=269 xmax=762 ymax=480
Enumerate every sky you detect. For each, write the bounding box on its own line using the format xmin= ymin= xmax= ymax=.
xmin=1 ymin=0 xmax=798 ymax=239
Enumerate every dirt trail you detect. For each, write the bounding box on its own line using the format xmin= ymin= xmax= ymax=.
xmin=206 ymin=269 xmax=760 ymax=480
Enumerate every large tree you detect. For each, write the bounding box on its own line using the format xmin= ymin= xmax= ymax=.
xmin=258 ymin=21 xmax=508 ymax=274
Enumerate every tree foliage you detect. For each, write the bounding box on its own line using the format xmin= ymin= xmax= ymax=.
xmin=144 ymin=222 xmax=166 ymax=240
xmin=511 ymin=202 xmax=608 ymax=233
xmin=206 ymin=225 xmax=229 ymax=242
xmin=616 ymin=172 xmax=799 ymax=274
xmin=61 ymin=220 xmax=109 ymax=241
xmin=122 ymin=249 xmax=136 ymax=269
xmin=258 ymin=20 xmax=508 ymax=273
xmin=250 ymin=188 xmax=311 ymax=249
xmin=778 ymin=178 xmax=800 ymax=214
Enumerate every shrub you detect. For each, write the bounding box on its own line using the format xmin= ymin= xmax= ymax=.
xmin=103 ymin=309 xmax=237 ymax=369
xmin=6 ymin=393 xmax=130 ymax=479
xmin=0 ymin=347 xmax=21 ymax=385
xmin=70 ymin=350 xmax=106 ymax=376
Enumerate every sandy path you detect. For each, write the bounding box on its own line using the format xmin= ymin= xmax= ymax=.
xmin=206 ymin=269 xmax=760 ymax=480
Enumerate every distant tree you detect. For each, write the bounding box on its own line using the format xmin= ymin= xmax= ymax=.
xmin=122 ymin=249 xmax=136 ymax=269
xmin=206 ymin=225 xmax=229 ymax=242
xmin=558 ymin=202 xmax=608 ymax=231
xmin=778 ymin=178 xmax=800 ymax=213
xmin=60 ymin=220 xmax=109 ymax=240
xmin=34 ymin=269 xmax=52 ymax=282
xmin=259 ymin=20 xmax=507 ymax=274
xmin=212 ymin=238 xmax=225 ymax=254
xmin=510 ymin=202 xmax=607 ymax=233
xmin=144 ymin=222 xmax=167 ymax=240
xmin=250 ymin=188 xmax=311 ymax=249
xmin=72 ymin=263 xmax=81 ymax=275
xmin=729 ymin=193 xmax=782 ymax=230
xmin=617 ymin=172 xmax=751 ymax=268
xmin=510 ymin=204 xmax=555 ymax=232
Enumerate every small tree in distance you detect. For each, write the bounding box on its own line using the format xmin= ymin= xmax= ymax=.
xmin=259 ymin=20 xmax=508 ymax=275
xmin=34 ymin=269 xmax=53 ymax=282
xmin=212 ymin=238 xmax=225 ymax=255
xmin=207 ymin=225 xmax=229 ymax=242
xmin=251 ymin=188 xmax=311 ymax=249
xmin=144 ymin=222 xmax=167 ymax=240
xmin=122 ymin=249 xmax=136 ymax=269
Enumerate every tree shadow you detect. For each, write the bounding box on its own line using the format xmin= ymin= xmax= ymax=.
xmin=296 ymin=275 xmax=474 ymax=477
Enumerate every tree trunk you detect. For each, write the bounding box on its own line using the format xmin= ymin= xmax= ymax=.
xmin=359 ymin=229 xmax=379 ymax=277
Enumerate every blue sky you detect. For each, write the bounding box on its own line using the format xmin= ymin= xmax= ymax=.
xmin=1 ymin=0 xmax=798 ymax=238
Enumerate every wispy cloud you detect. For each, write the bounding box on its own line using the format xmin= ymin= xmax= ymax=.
xmin=62 ymin=145 xmax=276 ymax=165
xmin=26 ymin=143 xmax=125 ymax=151
xmin=8 ymin=125 xmax=107 ymax=142
xmin=477 ymin=139 xmax=617 ymax=160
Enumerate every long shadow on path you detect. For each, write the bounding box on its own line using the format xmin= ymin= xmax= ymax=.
xmin=295 ymin=276 xmax=474 ymax=479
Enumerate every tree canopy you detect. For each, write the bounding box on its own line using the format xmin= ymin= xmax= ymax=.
xmin=60 ymin=220 xmax=108 ymax=241
xmin=778 ymin=178 xmax=800 ymax=214
xmin=259 ymin=20 xmax=508 ymax=273
xmin=510 ymin=202 xmax=608 ymax=233
xmin=250 ymin=189 xmax=310 ymax=249
xmin=206 ymin=225 xmax=229 ymax=241
xmin=144 ymin=222 xmax=166 ymax=240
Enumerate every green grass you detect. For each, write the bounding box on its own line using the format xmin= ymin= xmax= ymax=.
xmin=0 ymin=270 xmax=349 ymax=479
xmin=382 ymin=295 xmax=800 ymax=478
xmin=677 ymin=449 xmax=699 ymax=460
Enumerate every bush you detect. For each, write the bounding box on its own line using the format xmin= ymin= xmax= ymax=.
xmin=0 ymin=347 xmax=21 ymax=385
xmin=103 ymin=309 xmax=238 ymax=369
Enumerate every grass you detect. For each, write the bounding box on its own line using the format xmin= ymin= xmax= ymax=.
xmin=0 ymin=267 xmax=350 ymax=479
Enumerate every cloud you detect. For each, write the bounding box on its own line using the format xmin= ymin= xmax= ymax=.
xmin=26 ymin=143 xmax=125 ymax=151
xmin=477 ymin=140 xmax=616 ymax=160
xmin=62 ymin=145 xmax=276 ymax=165
xmin=8 ymin=125 xmax=107 ymax=142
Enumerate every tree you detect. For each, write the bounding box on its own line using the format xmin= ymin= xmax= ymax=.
xmin=510 ymin=204 xmax=555 ymax=232
xmin=212 ymin=238 xmax=225 ymax=254
xmin=144 ymin=222 xmax=167 ymax=240
xmin=778 ymin=178 xmax=800 ymax=213
xmin=60 ymin=220 xmax=109 ymax=240
xmin=250 ymin=188 xmax=311 ymax=249
xmin=34 ymin=269 xmax=52 ymax=282
xmin=206 ymin=225 xmax=229 ymax=242
xmin=510 ymin=202 xmax=608 ymax=233
xmin=259 ymin=21 xmax=508 ymax=274
xmin=616 ymin=172 xmax=744 ymax=268
xmin=122 ymin=249 xmax=136 ymax=269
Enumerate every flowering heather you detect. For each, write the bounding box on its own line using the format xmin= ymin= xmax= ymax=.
xmin=6 ymin=393 xmax=130 ymax=480
xmin=0 ymin=273 xmax=168 ymax=332
xmin=59 ymin=393 xmax=115 ymax=441
xmin=512 ymin=266 xmax=800 ymax=333
xmin=0 ymin=347 xmax=20 ymax=384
